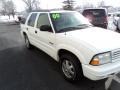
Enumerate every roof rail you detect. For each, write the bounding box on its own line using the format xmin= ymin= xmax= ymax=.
xmin=31 ymin=9 xmax=71 ymax=12
xmin=31 ymin=9 xmax=50 ymax=12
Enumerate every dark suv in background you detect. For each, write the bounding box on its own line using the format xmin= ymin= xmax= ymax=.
xmin=82 ymin=8 xmax=108 ymax=29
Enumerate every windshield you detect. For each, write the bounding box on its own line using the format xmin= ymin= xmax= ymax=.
xmin=50 ymin=12 xmax=92 ymax=33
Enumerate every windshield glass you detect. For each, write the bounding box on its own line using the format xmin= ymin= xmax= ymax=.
xmin=50 ymin=12 xmax=92 ymax=33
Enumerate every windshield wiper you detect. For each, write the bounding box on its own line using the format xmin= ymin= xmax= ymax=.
xmin=77 ymin=24 xmax=93 ymax=27
xmin=58 ymin=26 xmax=83 ymax=33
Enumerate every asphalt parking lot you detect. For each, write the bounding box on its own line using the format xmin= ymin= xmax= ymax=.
xmin=0 ymin=22 xmax=120 ymax=90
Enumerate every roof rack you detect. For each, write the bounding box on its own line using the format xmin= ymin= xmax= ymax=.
xmin=32 ymin=9 xmax=50 ymax=12
xmin=31 ymin=9 xmax=71 ymax=12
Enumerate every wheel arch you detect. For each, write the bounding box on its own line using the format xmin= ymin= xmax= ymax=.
xmin=57 ymin=48 xmax=85 ymax=64
xmin=23 ymin=31 xmax=27 ymax=36
xmin=21 ymin=30 xmax=27 ymax=38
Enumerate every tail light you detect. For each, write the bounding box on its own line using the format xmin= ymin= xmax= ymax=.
xmin=104 ymin=16 xmax=108 ymax=23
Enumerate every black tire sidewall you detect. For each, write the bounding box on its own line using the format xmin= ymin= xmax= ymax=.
xmin=24 ymin=35 xmax=32 ymax=49
xmin=60 ymin=53 xmax=83 ymax=82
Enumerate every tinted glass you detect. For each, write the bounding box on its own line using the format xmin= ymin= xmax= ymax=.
xmin=117 ymin=14 xmax=120 ymax=17
xmin=37 ymin=13 xmax=51 ymax=28
xmin=83 ymin=9 xmax=106 ymax=17
xmin=27 ymin=13 xmax=37 ymax=27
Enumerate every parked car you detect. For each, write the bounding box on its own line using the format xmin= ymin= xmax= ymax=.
xmin=112 ymin=12 xmax=120 ymax=32
xmin=108 ymin=13 xmax=113 ymax=17
xmin=108 ymin=13 xmax=114 ymax=19
xmin=113 ymin=12 xmax=120 ymax=21
xmin=114 ymin=17 xmax=120 ymax=33
xmin=82 ymin=8 xmax=108 ymax=29
xmin=21 ymin=10 xmax=120 ymax=82
xmin=16 ymin=12 xmax=29 ymax=24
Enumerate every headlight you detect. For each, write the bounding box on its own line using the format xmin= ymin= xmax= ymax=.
xmin=90 ymin=52 xmax=112 ymax=66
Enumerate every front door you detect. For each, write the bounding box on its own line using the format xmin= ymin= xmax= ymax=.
xmin=35 ymin=13 xmax=56 ymax=58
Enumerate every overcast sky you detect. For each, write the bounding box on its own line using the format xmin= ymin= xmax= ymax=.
xmin=13 ymin=0 xmax=120 ymax=12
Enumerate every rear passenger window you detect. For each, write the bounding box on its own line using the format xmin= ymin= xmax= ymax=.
xmin=27 ymin=13 xmax=37 ymax=27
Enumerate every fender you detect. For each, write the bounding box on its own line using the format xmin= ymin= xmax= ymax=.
xmin=20 ymin=24 xmax=29 ymax=37
xmin=56 ymin=44 xmax=88 ymax=64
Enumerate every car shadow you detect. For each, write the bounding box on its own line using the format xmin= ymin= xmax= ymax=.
xmin=0 ymin=45 xmax=117 ymax=90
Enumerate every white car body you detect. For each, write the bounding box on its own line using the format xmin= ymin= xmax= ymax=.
xmin=21 ymin=11 xmax=120 ymax=80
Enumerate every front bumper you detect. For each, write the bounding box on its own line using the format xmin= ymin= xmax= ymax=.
xmin=82 ymin=60 xmax=120 ymax=80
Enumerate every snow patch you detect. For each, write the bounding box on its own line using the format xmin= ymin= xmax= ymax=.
xmin=0 ymin=15 xmax=18 ymax=23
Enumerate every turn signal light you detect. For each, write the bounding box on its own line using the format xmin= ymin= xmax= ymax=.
xmin=90 ymin=58 xmax=100 ymax=65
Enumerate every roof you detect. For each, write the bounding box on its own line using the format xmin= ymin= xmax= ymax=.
xmin=32 ymin=10 xmax=50 ymax=12
xmin=31 ymin=10 xmax=75 ymax=13
xmin=83 ymin=8 xmax=106 ymax=10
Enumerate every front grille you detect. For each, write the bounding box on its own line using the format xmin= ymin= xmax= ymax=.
xmin=112 ymin=50 xmax=120 ymax=60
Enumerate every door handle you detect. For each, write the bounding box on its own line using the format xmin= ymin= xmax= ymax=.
xmin=26 ymin=28 xmax=28 ymax=30
xmin=49 ymin=42 xmax=54 ymax=45
xmin=35 ymin=31 xmax=37 ymax=33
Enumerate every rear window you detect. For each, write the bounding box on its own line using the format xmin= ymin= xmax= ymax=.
xmin=116 ymin=14 xmax=120 ymax=17
xmin=108 ymin=14 xmax=111 ymax=17
xmin=83 ymin=9 xmax=106 ymax=17
xmin=27 ymin=13 xmax=37 ymax=27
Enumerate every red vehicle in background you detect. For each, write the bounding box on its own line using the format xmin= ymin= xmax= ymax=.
xmin=82 ymin=8 xmax=108 ymax=29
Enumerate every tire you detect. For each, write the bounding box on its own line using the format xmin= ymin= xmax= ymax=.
xmin=24 ymin=35 xmax=33 ymax=49
xmin=116 ymin=27 xmax=120 ymax=33
xmin=115 ymin=21 xmax=120 ymax=33
xmin=60 ymin=53 xmax=83 ymax=82
xmin=116 ymin=25 xmax=120 ymax=33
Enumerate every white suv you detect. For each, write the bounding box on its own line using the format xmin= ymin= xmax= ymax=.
xmin=21 ymin=10 xmax=120 ymax=82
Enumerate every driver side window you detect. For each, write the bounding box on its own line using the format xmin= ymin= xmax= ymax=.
xmin=37 ymin=13 xmax=52 ymax=32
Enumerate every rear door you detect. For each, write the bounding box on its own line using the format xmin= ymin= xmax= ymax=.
xmin=26 ymin=13 xmax=38 ymax=44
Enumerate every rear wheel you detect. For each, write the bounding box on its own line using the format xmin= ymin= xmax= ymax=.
xmin=115 ymin=21 xmax=120 ymax=33
xmin=60 ymin=53 xmax=83 ymax=82
xmin=24 ymin=35 xmax=32 ymax=49
xmin=116 ymin=26 xmax=120 ymax=33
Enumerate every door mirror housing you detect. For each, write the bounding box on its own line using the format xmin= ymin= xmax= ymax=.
xmin=40 ymin=25 xmax=52 ymax=32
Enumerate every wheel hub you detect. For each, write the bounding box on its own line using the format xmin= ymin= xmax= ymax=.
xmin=25 ymin=37 xmax=29 ymax=47
xmin=62 ymin=60 xmax=75 ymax=79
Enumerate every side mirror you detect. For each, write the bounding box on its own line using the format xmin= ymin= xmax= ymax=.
xmin=40 ymin=25 xmax=52 ymax=32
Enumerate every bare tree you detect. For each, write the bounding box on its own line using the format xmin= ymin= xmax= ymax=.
xmin=1 ymin=0 xmax=16 ymax=17
xmin=1 ymin=0 xmax=7 ymax=15
xmin=22 ymin=0 xmax=40 ymax=12
xmin=63 ymin=0 xmax=75 ymax=10
xmin=6 ymin=0 xmax=16 ymax=18
xmin=98 ymin=0 xmax=106 ymax=8
xmin=34 ymin=0 xmax=41 ymax=10
xmin=83 ymin=3 xmax=94 ymax=9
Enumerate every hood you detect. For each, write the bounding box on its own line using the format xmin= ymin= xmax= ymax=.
xmin=66 ymin=27 xmax=120 ymax=52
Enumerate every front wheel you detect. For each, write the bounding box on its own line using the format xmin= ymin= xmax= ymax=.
xmin=60 ymin=53 xmax=83 ymax=82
